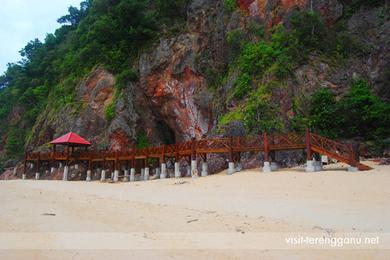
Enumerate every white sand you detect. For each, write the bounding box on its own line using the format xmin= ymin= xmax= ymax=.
xmin=0 ymin=161 xmax=390 ymax=259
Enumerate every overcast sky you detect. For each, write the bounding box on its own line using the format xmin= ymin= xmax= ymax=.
xmin=0 ymin=0 xmax=81 ymax=74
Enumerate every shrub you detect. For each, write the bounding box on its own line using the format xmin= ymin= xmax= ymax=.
xmin=221 ymin=84 xmax=283 ymax=133
xmin=232 ymin=73 xmax=251 ymax=99
xmin=226 ymin=29 xmax=246 ymax=62
xmin=309 ymin=88 xmax=340 ymax=138
xmin=308 ymin=80 xmax=390 ymax=142
xmin=338 ymin=80 xmax=390 ymax=140
xmin=116 ymin=69 xmax=138 ymax=90
xmin=290 ymin=11 xmax=327 ymax=52
xmin=5 ymin=127 xmax=25 ymax=158
xmin=136 ymin=131 xmax=149 ymax=149
xmin=224 ymin=0 xmax=237 ymax=12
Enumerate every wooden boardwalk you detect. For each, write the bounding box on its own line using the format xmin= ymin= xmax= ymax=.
xmin=24 ymin=129 xmax=372 ymax=176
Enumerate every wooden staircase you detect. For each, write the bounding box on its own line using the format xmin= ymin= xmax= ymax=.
xmin=310 ymin=133 xmax=373 ymax=171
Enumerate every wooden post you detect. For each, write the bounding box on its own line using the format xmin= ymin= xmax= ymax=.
xmin=115 ymin=151 xmax=119 ymax=171
xmin=305 ymin=128 xmax=312 ymax=161
xmin=66 ymin=146 xmax=70 ymax=166
xmin=350 ymin=142 xmax=360 ymax=167
xmin=161 ymin=145 xmax=166 ymax=165
xmin=145 ymin=147 xmax=149 ymax=168
xmin=132 ymin=144 xmax=136 ymax=169
xmin=175 ymin=142 xmax=180 ymax=162
xmin=37 ymin=152 xmax=41 ymax=173
xmin=191 ymin=138 xmax=197 ymax=161
xmin=263 ymin=132 xmax=269 ymax=162
xmin=88 ymin=156 xmax=92 ymax=171
xmin=229 ymin=136 xmax=233 ymax=162
xmin=23 ymin=152 xmax=27 ymax=176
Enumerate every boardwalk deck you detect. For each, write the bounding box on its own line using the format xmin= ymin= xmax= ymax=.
xmin=24 ymin=130 xmax=372 ymax=174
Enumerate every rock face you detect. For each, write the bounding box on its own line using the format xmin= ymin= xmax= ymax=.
xmin=28 ymin=67 xmax=116 ymax=150
xmin=23 ymin=0 xmax=390 ymax=154
xmin=238 ymin=0 xmax=342 ymax=26
xmin=139 ymin=35 xmax=210 ymax=140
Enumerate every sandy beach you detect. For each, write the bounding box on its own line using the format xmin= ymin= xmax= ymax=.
xmin=1 ymin=161 xmax=390 ymax=259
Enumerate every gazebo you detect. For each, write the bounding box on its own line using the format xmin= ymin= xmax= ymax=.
xmin=50 ymin=132 xmax=91 ymax=155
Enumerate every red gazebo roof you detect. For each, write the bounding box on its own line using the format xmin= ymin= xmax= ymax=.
xmin=50 ymin=132 xmax=91 ymax=146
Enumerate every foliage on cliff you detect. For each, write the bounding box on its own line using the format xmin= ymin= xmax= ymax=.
xmin=0 ymin=0 xmax=188 ymax=160
xmin=0 ymin=0 xmax=389 ymax=166
xmin=218 ymin=8 xmax=389 ymax=150
xmin=309 ymin=81 xmax=390 ymax=143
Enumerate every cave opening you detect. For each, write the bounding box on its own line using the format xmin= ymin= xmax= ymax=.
xmin=156 ymin=120 xmax=176 ymax=145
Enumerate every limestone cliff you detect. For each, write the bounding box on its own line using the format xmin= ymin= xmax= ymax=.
xmin=4 ymin=0 xmax=390 ymax=162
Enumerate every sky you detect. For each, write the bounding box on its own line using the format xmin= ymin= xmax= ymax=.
xmin=0 ymin=0 xmax=81 ymax=74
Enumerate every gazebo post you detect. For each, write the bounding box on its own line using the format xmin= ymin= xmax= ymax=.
xmin=49 ymin=132 xmax=91 ymax=181
xmin=63 ymin=145 xmax=69 ymax=181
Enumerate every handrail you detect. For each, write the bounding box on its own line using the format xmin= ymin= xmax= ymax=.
xmin=25 ymin=131 xmax=371 ymax=170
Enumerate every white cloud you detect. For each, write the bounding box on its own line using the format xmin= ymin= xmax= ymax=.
xmin=0 ymin=0 xmax=82 ymax=74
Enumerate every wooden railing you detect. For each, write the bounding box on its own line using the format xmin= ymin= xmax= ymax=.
xmin=25 ymin=130 xmax=372 ymax=171
xmin=310 ymin=133 xmax=353 ymax=163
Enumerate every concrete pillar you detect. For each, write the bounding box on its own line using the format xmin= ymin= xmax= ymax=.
xmin=124 ymin=170 xmax=129 ymax=182
xmin=201 ymin=162 xmax=208 ymax=177
xmin=155 ymin=168 xmax=161 ymax=179
xmin=236 ymin=163 xmax=242 ymax=172
xmin=271 ymin=162 xmax=279 ymax=171
xmin=144 ymin=167 xmax=150 ymax=181
xmin=305 ymin=160 xmax=315 ymax=172
xmin=140 ymin=168 xmax=145 ymax=180
xmin=96 ymin=168 xmax=102 ymax=179
xmin=160 ymin=163 xmax=167 ymax=179
xmin=130 ymin=168 xmax=136 ymax=182
xmin=50 ymin=167 xmax=55 ymax=174
xmin=348 ymin=166 xmax=359 ymax=172
xmin=13 ymin=167 xmax=17 ymax=176
xmin=63 ymin=166 xmax=69 ymax=181
xmin=35 ymin=172 xmax=40 ymax=180
xmin=227 ymin=162 xmax=235 ymax=175
xmin=186 ymin=166 xmax=191 ymax=177
xmin=321 ymin=155 xmax=328 ymax=165
xmin=191 ymin=160 xmax=198 ymax=178
xmin=86 ymin=170 xmax=92 ymax=182
xmin=263 ymin=161 xmax=272 ymax=172
xmin=113 ymin=170 xmax=119 ymax=182
xmin=100 ymin=170 xmax=106 ymax=181
xmin=22 ymin=174 xmax=26 ymax=180
xmin=175 ymin=162 xmax=181 ymax=178
xmin=314 ymin=160 xmax=322 ymax=172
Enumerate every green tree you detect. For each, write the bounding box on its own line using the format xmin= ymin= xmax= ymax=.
xmin=309 ymin=88 xmax=340 ymax=138
xmin=5 ymin=128 xmax=25 ymax=158
xmin=290 ymin=11 xmax=327 ymax=52
xmin=338 ymin=80 xmax=390 ymax=140
xmin=136 ymin=131 xmax=149 ymax=149
xmin=224 ymin=0 xmax=237 ymax=12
